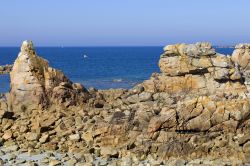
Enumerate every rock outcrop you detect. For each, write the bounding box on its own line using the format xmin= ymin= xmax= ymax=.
xmin=0 ymin=64 xmax=12 ymax=74
xmin=147 ymin=42 xmax=245 ymax=96
xmin=9 ymin=41 xmax=89 ymax=112
xmin=142 ymin=42 xmax=250 ymax=133
xmin=2 ymin=41 xmax=250 ymax=165
xmin=232 ymin=44 xmax=250 ymax=86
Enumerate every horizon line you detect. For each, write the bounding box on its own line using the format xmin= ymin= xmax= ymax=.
xmin=0 ymin=45 xmax=236 ymax=48
xmin=0 ymin=45 xmax=165 ymax=47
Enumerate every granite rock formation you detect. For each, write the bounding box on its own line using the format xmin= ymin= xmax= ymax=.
xmin=232 ymin=44 xmax=250 ymax=86
xmin=141 ymin=42 xmax=250 ymax=133
xmin=149 ymin=42 xmax=245 ymax=96
xmin=1 ymin=41 xmax=250 ymax=165
xmin=9 ymin=41 xmax=89 ymax=112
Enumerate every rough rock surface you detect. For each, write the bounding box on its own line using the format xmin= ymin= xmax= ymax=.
xmin=232 ymin=44 xmax=250 ymax=85
xmin=9 ymin=41 xmax=89 ymax=112
xmin=0 ymin=65 xmax=12 ymax=74
xmin=1 ymin=41 xmax=250 ymax=165
xmin=153 ymin=42 xmax=245 ymax=96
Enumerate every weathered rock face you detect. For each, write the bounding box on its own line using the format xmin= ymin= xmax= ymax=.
xmin=9 ymin=41 xmax=89 ymax=112
xmin=159 ymin=42 xmax=216 ymax=76
xmin=145 ymin=42 xmax=246 ymax=97
xmin=142 ymin=42 xmax=250 ymax=133
xmin=2 ymin=41 xmax=250 ymax=165
xmin=232 ymin=44 xmax=250 ymax=85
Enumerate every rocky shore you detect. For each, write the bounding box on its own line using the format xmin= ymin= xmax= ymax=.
xmin=1 ymin=41 xmax=250 ymax=165
xmin=0 ymin=65 xmax=12 ymax=75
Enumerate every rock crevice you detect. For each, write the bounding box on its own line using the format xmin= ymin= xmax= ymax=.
xmin=1 ymin=41 xmax=250 ymax=164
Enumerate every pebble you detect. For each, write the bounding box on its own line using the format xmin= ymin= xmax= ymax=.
xmin=69 ymin=134 xmax=80 ymax=141
xmin=49 ymin=159 xmax=61 ymax=166
xmin=1 ymin=145 xmax=19 ymax=153
xmin=66 ymin=158 xmax=77 ymax=166
xmin=39 ymin=134 xmax=49 ymax=143
xmin=8 ymin=153 xmax=17 ymax=160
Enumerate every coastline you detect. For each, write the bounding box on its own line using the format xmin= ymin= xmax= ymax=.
xmin=0 ymin=41 xmax=250 ymax=165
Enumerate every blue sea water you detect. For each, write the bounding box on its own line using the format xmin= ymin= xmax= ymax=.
xmin=0 ymin=47 xmax=234 ymax=93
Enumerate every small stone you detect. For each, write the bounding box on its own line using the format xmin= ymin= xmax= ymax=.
xmin=49 ymin=159 xmax=61 ymax=166
xmin=0 ymin=159 xmax=4 ymax=166
xmin=2 ymin=130 xmax=12 ymax=140
xmin=100 ymin=147 xmax=119 ymax=158
xmin=28 ymin=148 xmax=36 ymax=156
xmin=121 ymin=157 xmax=132 ymax=166
xmin=39 ymin=134 xmax=49 ymax=143
xmin=84 ymin=153 xmax=94 ymax=163
xmin=81 ymin=132 xmax=93 ymax=145
xmin=138 ymin=92 xmax=152 ymax=102
xmin=2 ymin=145 xmax=19 ymax=153
xmin=188 ymin=159 xmax=203 ymax=165
xmin=75 ymin=163 xmax=86 ymax=166
xmin=213 ymin=68 xmax=229 ymax=80
xmin=83 ymin=163 xmax=93 ymax=166
xmin=0 ymin=150 xmax=5 ymax=156
xmin=41 ymin=116 xmax=57 ymax=128
xmin=69 ymin=134 xmax=80 ymax=141
xmin=8 ymin=154 xmax=16 ymax=160
xmin=130 ymin=84 xmax=144 ymax=94
xmin=243 ymin=141 xmax=250 ymax=153
xmin=74 ymin=152 xmax=85 ymax=162
xmin=26 ymin=132 xmax=40 ymax=141
xmin=23 ymin=161 xmax=38 ymax=166
xmin=41 ymin=158 xmax=50 ymax=164
xmin=20 ymin=126 xmax=28 ymax=133
xmin=127 ymin=94 xmax=139 ymax=104
xmin=97 ymin=159 xmax=108 ymax=166
xmin=15 ymin=159 xmax=26 ymax=165
xmin=175 ymin=159 xmax=186 ymax=166
xmin=239 ymin=134 xmax=250 ymax=145
xmin=65 ymin=158 xmax=77 ymax=166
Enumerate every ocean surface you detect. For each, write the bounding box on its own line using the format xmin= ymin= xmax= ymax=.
xmin=0 ymin=47 xmax=234 ymax=93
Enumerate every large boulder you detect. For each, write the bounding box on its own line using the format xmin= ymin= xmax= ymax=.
xmin=141 ymin=42 xmax=250 ymax=135
xmin=159 ymin=42 xmax=216 ymax=76
xmin=232 ymin=44 xmax=250 ymax=85
xmin=144 ymin=42 xmax=247 ymax=97
xmin=9 ymin=41 xmax=89 ymax=112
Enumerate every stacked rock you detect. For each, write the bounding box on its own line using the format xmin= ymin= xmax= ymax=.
xmin=144 ymin=42 xmax=246 ymax=97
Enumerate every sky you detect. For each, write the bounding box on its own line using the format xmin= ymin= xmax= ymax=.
xmin=0 ymin=0 xmax=250 ymax=46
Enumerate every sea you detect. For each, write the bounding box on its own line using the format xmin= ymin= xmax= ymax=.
xmin=0 ymin=47 xmax=234 ymax=93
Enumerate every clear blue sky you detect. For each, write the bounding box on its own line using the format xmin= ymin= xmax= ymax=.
xmin=0 ymin=0 xmax=250 ymax=46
